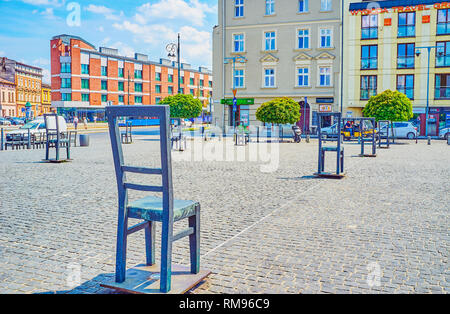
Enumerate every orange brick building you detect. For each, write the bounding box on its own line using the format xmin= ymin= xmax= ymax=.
xmin=50 ymin=34 xmax=213 ymax=121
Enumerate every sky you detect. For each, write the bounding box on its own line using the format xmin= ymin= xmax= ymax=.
xmin=0 ymin=0 xmax=218 ymax=84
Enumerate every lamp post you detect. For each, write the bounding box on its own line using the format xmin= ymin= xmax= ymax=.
xmin=224 ymin=55 xmax=247 ymax=131
xmin=166 ymin=33 xmax=181 ymax=94
xmin=415 ymin=46 xmax=442 ymax=137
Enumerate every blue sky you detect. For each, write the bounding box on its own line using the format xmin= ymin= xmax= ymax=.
xmin=0 ymin=0 xmax=218 ymax=83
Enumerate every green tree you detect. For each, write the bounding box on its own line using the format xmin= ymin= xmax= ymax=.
xmin=159 ymin=94 xmax=203 ymax=119
xmin=256 ymin=97 xmax=301 ymax=125
xmin=362 ymin=90 xmax=413 ymax=122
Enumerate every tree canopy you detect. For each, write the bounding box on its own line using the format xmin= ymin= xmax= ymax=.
xmin=256 ymin=97 xmax=301 ymax=125
xmin=159 ymin=94 xmax=203 ymax=119
xmin=362 ymin=90 xmax=413 ymax=122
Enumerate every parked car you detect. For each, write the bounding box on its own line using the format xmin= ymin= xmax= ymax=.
xmin=0 ymin=117 xmax=12 ymax=126
xmin=439 ymin=126 xmax=450 ymax=140
xmin=320 ymin=122 xmax=344 ymax=137
xmin=6 ymin=116 xmax=67 ymax=142
xmin=6 ymin=117 xmax=25 ymax=126
xmin=379 ymin=122 xmax=418 ymax=139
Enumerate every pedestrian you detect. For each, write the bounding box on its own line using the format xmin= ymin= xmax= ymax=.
xmin=83 ymin=117 xmax=88 ymax=130
xmin=73 ymin=116 xmax=79 ymax=130
xmin=93 ymin=115 xmax=97 ymax=124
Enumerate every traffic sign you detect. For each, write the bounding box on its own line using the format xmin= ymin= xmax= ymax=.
xmin=221 ymin=98 xmax=254 ymax=105
xmin=232 ymin=89 xmax=237 ymax=97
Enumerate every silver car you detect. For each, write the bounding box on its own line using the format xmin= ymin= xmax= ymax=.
xmin=439 ymin=127 xmax=450 ymax=140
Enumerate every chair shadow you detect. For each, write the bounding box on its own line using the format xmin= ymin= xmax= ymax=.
xmin=277 ymin=175 xmax=322 ymax=181
xmin=33 ymin=273 xmax=121 ymax=294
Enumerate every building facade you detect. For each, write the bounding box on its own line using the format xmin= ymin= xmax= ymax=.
xmin=50 ymin=35 xmax=213 ymax=121
xmin=343 ymin=0 xmax=450 ymax=135
xmin=41 ymin=83 xmax=52 ymax=115
xmin=0 ymin=78 xmax=16 ymax=117
xmin=213 ymin=0 xmax=343 ymax=130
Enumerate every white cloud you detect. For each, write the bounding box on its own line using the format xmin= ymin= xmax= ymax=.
xmin=21 ymin=0 xmax=64 ymax=6
xmin=40 ymin=7 xmax=57 ymax=19
xmin=85 ymin=4 xmax=123 ymax=21
xmin=134 ymin=0 xmax=216 ymax=27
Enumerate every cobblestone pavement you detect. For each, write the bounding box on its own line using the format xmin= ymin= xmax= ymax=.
xmin=0 ymin=131 xmax=448 ymax=294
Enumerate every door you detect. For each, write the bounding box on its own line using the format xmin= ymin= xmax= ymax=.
xmin=297 ymin=101 xmax=310 ymax=133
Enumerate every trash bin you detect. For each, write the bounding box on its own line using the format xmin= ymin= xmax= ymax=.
xmin=79 ymin=134 xmax=90 ymax=147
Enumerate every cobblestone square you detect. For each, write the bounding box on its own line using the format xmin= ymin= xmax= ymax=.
xmin=0 ymin=131 xmax=448 ymax=294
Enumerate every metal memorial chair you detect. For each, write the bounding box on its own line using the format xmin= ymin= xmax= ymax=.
xmin=121 ymin=121 xmax=133 ymax=144
xmin=378 ymin=120 xmax=391 ymax=149
xmin=44 ymin=113 xmax=71 ymax=162
xmin=103 ymin=105 xmax=208 ymax=294
xmin=315 ymin=112 xmax=345 ymax=179
xmin=358 ymin=117 xmax=377 ymax=157
xmin=170 ymin=118 xmax=186 ymax=151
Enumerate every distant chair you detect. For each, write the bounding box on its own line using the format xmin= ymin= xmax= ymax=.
xmin=121 ymin=121 xmax=133 ymax=144
xmin=106 ymin=105 xmax=201 ymax=293
xmin=170 ymin=118 xmax=186 ymax=151
xmin=44 ymin=113 xmax=70 ymax=162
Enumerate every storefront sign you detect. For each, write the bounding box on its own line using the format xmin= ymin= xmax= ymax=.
xmin=316 ymin=97 xmax=334 ymax=104
xmin=319 ymin=105 xmax=333 ymax=113
xmin=350 ymin=1 xmax=450 ymax=16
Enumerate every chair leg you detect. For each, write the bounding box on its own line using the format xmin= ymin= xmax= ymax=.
xmin=45 ymin=142 xmax=49 ymax=160
xmin=67 ymin=144 xmax=70 ymax=160
xmin=144 ymin=221 xmax=155 ymax=266
xmin=160 ymin=220 xmax=173 ymax=293
xmin=115 ymin=213 xmax=128 ymax=283
xmin=189 ymin=205 xmax=200 ymax=274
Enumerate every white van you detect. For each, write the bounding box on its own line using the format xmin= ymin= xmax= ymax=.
xmin=6 ymin=116 xmax=68 ymax=141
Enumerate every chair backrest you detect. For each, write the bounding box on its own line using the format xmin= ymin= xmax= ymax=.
xmin=106 ymin=105 xmax=173 ymax=218
xmin=44 ymin=113 xmax=60 ymax=137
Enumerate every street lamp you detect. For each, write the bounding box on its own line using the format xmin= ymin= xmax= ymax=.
xmin=224 ymin=55 xmax=247 ymax=131
xmin=166 ymin=33 xmax=181 ymax=94
xmin=415 ymin=46 xmax=444 ymax=137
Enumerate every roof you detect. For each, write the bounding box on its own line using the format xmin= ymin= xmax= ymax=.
xmin=0 ymin=77 xmax=15 ymax=85
xmin=52 ymin=34 xmax=96 ymax=50
xmin=349 ymin=0 xmax=443 ymax=10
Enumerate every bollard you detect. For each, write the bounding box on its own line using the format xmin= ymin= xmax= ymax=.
xmin=427 ymin=136 xmax=431 ymax=145
xmin=27 ymin=129 xmax=31 ymax=149
xmin=0 ymin=128 xmax=3 ymax=151
xmin=306 ymin=134 xmax=310 ymax=143
xmin=447 ymin=136 xmax=450 ymax=145
xmin=257 ymin=126 xmax=260 ymax=143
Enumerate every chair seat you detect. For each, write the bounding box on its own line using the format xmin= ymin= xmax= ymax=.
xmin=127 ymin=195 xmax=199 ymax=222
xmin=322 ymin=146 xmax=343 ymax=152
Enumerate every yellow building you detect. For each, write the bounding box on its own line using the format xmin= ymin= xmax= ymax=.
xmin=41 ymin=83 xmax=51 ymax=115
xmin=343 ymin=0 xmax=450 ymax=136
xmin=15 ymin=62 xmax=43 ymax=118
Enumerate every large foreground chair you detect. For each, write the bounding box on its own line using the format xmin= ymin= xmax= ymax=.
xmin=105 ymin=105 xmax=202 ymax=293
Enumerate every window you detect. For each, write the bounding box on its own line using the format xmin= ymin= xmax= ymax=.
xmin=101 ymin=80 xmax=107 ymax=90
xmin=265 ymin=0 xmax=275 ymax=15
xmin=319 ymin=29 xmax=332 ymax=48
xmin=209 ymin=81 xmax=212 ymax=87
xmin=235 ymin=0 xmax=244 ymax=17
xmin=190 ymin=78 xmax=195 ymax=85
xmin=397 ymin=74 xmax=414 ymax=99
xmin=297 ymin=68 xmax=309 ymax=87
xmin=118 ymin=67 xmax=124 ymax=78
xmin=190 ymin=89 xmax=195 ymax=95
xmin=81 ymin=79 xmax=89 ymax=89
xmin=101 ymin=66 xmax=107 ymax=76
xmin=362 ymin=15 xmax=378 ymax=39
xmin=101 ymin=95 xmax=107 ymax=102
xmin=118 ymin=81 xmax=124 ymax=91
xmin=180 ymin=87 xmax=185 ymax=94
xmin=319 ymin=67 xmax=331 ymax=86
xmin=360 ymin=76 xmax=377 ymax=100
xmin=435 ymin=74 xmax=450 ymax=99
xmin=155 ymin=97 xmax=161 ymax=104
xmin=155 ymin=72 xmax=161 ymax=81
xmin=168 ymin=86 xmax=174 ymax=94
xmin=299 ymin=0 xmax=308 ymax=13
xmin=168 ymin=74 xmax=173 ymax=83
xmin=264 ymin=68 xmax=275 ymax=87
xmin=436 ymin=41 xmax=450 ymax=67
xmin=398 ymin=12 xmax=415 ymax=37
xmin=135 ymin=96 xmax=142 ymax=104
xmin=119 ymin=95 xmax=124 ymax=103
xmin=397 ymin=43 xmax=415 ymax=69
xmin=134 ymin=70 xmax=142 ymax=79
xmin=361 ymin=45 xmax=378 ymax=70
xmin=437 ymin=9 xmax=450 ymax=35
xmin=233 ymin=34 xmax=245 ymax=52
xmin=61 ymin=93 xmax=71 ymax=101
xmin=264 ymin=31 xmax=276 ymax=51
xmin=81 ymin=64 xmax=89 ymax=75
xmin=155 ymin=85 xmax=161 ymax=93
xmin=135 ymin=83 xmax=142 ymax=92
xmin=321 ymin=0 xmax=332 ymax=11
xmin=61 ymin=63 xmax=71 ymax=73
xmin=81 ymin=94 xmax=89 ymax=102
xmin=298 ymin=29 xmax=310 ymax=49
xmin=180 ymin=76 xmax=185 ymax=84
xmin=234 ymin=69 xmax=244 ymax=88
xmin=61 ymin=78 xmax=71 ymax=88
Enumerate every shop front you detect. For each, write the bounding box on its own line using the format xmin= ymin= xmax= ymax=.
xmin=414 ymin=107 xmax=450 ymax=136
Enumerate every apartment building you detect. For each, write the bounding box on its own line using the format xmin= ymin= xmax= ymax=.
xmin=0 ymin=57 xmax=43 ymax=118
xmin=343 ymin=0 xmax=450 ymax=135
xmin=0 ymin=78 xmax=16 ymax=117
xmin=213 ymin=0 xmax=342 ymax=130
xmin=41 ymin=83 xmax=51 ymax=115
xmin=50 ymin=35 xmax=213 ymax=121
